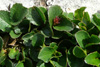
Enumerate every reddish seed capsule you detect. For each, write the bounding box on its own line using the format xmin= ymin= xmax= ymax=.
xmin=53 ymin=16 xmax=61 ymax=25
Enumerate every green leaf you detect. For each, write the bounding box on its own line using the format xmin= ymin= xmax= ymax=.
xmin=22 ymin=31 xmax=35 ymax=46
xmin=32 ymin=33 xmax=45 ymax=47
xmin=78 ymin=22 xmax=87 ymax=30
xmin=37 ymin=63 xmax=45 ymax=67
xmin=29 ymin=47 xmax=40 ymax=62
xmin=13 ymin=26 xmax=21 ymax=34
xmin=88 ymin=26 xmax=99 ymax=35
xmin=22 ymin=32 xmax=34 ymax=41
xmin=63 ymin=12 xmax=74 ymax=20
xmin=0 ymin=11 xmax=11 ymax=32
xmin=48 ymin=5 xmax=63 ymax=29
xmin=83 ymin=12 xmax=94 ymax=30
xmin=16 ymin=62 xmax=24 ymax=67
xmin=67 ymin=48 xmax=90 ymax=67
xmin=9 ymin=30 xmax=21 ymax=39
xmin=0 ymin=49 xmax=6 ymax=64
xmin=17 ymin=19 xmax=30 ymax=33
xmin=83 ymin=34 xmax=100 ymax=47
xmin=16 ymin=52 xmax=21 ymax=61
xmin=37 ymin=61 xmax=53 ymax=67
xmin=41 ymin=22 xmax=52 ymax=38
xmin=52 ymin=51 xmax=67 ymax=67
xmin=5 ymin=59 xmax=13 ymax=67
xmin=39 ymin=7 xmax=47 ymax=16
xmin=83 ymin=12 xmax=91 ymax=24
xmin=74 ymin=7 xmax=86 ymax=21
xmin=72 ymin=20 xmax=80 ymax=25
xmin=52 ymin=30 xmax=64 ymax=39
xmin=78 ymin=22 xmax=86 ymax=27
xmin=85 ymin=51 xmax=100 ymax=66
xmin=24 ymin=58 xmax=32 ymax=67
xmin=38 ymin=47 xmax=55 ymax=63
xmin=26 ymin=6 xmax=46 ymax=26
xmin=0 ymin=37 xmax=3 ymax=51
xmin=8 ymin=48 xmax=19 ymax=59
xmin=67 ymin=13 xmax=74 ymax=20
xmin=10 ymin=3 xmax=27 ymax=25
xmin=92 ymin=13 xmax=100 ymax=31
xmin=75 ymin=30 xmax=90 ymax=48
xmin=73 ymin=46 xmax=87 ymax=58
xmin=58 ymin=54 xmax=67 ymax=67
xmin=53 ymin=15 xmax=73 ymax=32
xmin=50 ymin=60 xmax=63 ymax=67
xmin=40 ymin=63 xmax=45 ymax=67
xmin=50 ymin=42 xmax=58 ymax=51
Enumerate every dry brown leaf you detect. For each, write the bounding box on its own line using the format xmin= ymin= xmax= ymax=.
xmin=9 ymin=39 xmax=16 ymax=46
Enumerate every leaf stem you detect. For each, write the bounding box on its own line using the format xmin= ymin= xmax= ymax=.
xmin=50 ymin=60 xmax=55 ymax=67
xmin=28 ymin=23 xmax=31 ymax=32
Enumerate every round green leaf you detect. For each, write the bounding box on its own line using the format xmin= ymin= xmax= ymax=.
xmin=10 ymin=3 xmax=28 ymax=25
xmin=83 ymin=12 xmax=91 ymax=24
xmin=9 ymin=30 xmax=21 ymax=39
xmin=85 ymin=51 xmax=100 ymax=66
xmin=8 ymin=48 xmax=19 ymax=59
xmin=38 ymin=47 xmax=55 ymax=63
xmin=83 ymin=34 xmax=100 ymax=47
xmin=0 ymin=11 xmax=11 ymax=32
xmin=22 ymin=32 xmax=34 ymax=41
xmin=63 ymin=12 xmax=74 ymax=20
xmin=92 ymin=13 xmax=100 ymax=31
xmin=32 ymin=33 xmax=45 ymax=47
xmin=53 ymin=15 xmax=73 ymax=32
xmin=73 ymin=46 xmax=87 ymax=58
xmin=22 ymin=31 xmax=34 ymax=46
xmin=74 ymin=7 xmax=86 ymax=21
xmin=26 ymin=6 xmax=46 ymax=26
xmin=13 ymin=20 xmax=30 ymax=34
xmin=14 ymin=26 xmax=21 ymax=34
xmin=67 ymin=48 xmax=90 ymax=67
xmin=48 ymin=5 xmax=63 ymax=31
xmin=75 ymin=30 xmax=90 ymax=48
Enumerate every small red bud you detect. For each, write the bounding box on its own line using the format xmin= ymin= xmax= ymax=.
xmin=53 ymin=16 xmax=61 ymax=25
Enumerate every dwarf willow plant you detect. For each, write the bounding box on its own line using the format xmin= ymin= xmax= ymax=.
xmin=0 ymin=3 xmax=100 ymax=67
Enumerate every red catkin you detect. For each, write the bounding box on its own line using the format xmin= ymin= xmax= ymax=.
xmin=53 ymin=16 xmax=61 ymax=25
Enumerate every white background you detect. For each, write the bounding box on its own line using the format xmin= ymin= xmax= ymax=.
xmin=0 ymin=0 xmax=100 ymax=17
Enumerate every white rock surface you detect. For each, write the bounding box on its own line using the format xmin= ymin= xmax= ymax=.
xmin=47 ymin=0 xmax=100 ymax=17
xmin=0 ymin=0 xmax=41 ymax=10
xmin=0 ymin=0 xmax=100 ymax=17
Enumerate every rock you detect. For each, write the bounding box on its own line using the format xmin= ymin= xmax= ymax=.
xmin=0 ymin=0 xmax=100 ymax=17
